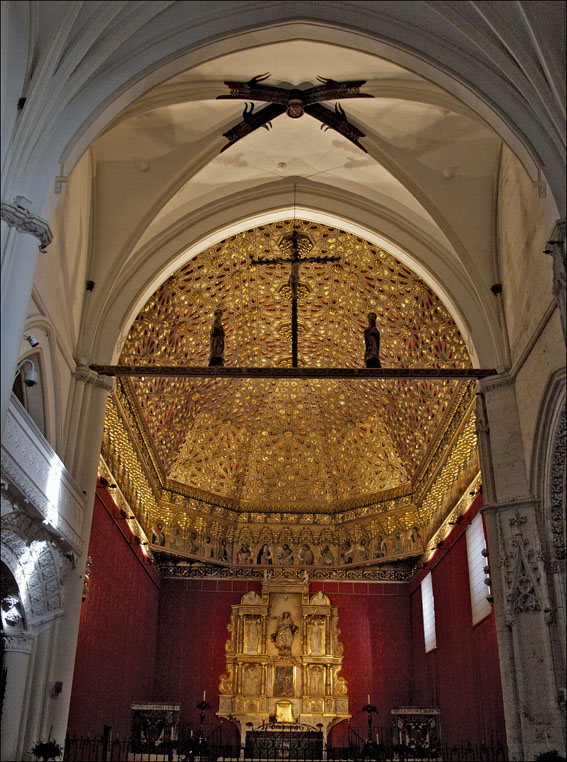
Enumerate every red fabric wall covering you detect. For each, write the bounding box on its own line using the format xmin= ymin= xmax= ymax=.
xmin=67 ymin=485 xmax=161 ymax=739
xmin=410 ymin=496 xmax=506 ymax=747
xmin=154 ymin=579 xmax=412 ymax=746
xmin=154 ymin=578 xmax=262 ymax=729
xmin=316 ymin=583 xmax=412 ymax=748
xmin=68 ymin=491 xmax=506 ymax=749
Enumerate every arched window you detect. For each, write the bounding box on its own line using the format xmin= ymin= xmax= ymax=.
xmin=12 ymin=351 xmax=46 ymax=436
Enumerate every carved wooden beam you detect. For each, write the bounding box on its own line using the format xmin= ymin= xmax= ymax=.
xmin=90 ymin=365 xmax=497 ymax=379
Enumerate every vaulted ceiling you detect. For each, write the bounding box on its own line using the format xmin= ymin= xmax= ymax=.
xmin=119 ymin=219 xmax=470 ymax=514
xmin=91 ymin=38 xmax=497 ymax=534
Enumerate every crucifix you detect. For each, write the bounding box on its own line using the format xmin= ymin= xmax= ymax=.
xmin=250 ymin=229 xmax=341 ymax=367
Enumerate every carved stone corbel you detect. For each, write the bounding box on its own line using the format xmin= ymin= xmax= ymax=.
xmin=1 ymin=199 xmax=53 ymax=251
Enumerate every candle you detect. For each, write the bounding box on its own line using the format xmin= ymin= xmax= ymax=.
xmin=203 ymin=690 xmax=206 ymax=700
xmin=367 ymin=694 xmax=370 ymax=705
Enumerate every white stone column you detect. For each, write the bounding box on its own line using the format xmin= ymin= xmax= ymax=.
xmin=1 ymin=199 xmax=52 ymax=435
xmin=478 ymin=375 xmax=565 ymax=760
xmin=35 ymin=364 xmax=114 ymax=750
xmin=1 ymin=631 xmax=34 ymax=762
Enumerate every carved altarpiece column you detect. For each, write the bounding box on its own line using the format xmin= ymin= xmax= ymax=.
xmin=218 ymin=577 xmax=349 ymax=743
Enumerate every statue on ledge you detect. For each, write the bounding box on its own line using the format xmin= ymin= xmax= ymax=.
xmin=208 ymin=309 xmax=225 ymax=366
xmin=271 ymin=611 xmax=298 ymax=656
xmin=364 ymin=311 xmax=381 ymax=368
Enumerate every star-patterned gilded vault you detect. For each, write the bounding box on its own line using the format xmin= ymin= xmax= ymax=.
xmin=119 ymin=220 xmax=471 ymax=511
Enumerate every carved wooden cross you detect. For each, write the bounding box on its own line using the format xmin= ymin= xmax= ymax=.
xmin=251 ymin=229 xmax=340 ymax=367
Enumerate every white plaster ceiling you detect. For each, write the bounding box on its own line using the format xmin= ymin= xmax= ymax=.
xmin=87 ymin=38 xmax=505 ymax=368
xmin=95 ymin=39 xmax=498 ymax=257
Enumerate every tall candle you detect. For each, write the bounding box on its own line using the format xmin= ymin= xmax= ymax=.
xmin=203 ymin=690 xmax=206 ymax=700
xmin=367 ymin=694 xmax=370 ymax=705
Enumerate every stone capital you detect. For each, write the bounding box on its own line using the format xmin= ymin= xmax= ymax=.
xmin=74 ymin=364 xmax=115 ymax=394
xmin=1 ymin=199 xmax=53 ymax=251
xmin=477 ymin=372 xmax=515 ymax=394
xmin=1 ymin=631 xmax=34 ymax=654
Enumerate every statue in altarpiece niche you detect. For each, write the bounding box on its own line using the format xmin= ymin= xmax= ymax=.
xmin=310 ymin=619 xmax=322 ymax=655
xmin=271 ymin=611 xmax=298 ymax=656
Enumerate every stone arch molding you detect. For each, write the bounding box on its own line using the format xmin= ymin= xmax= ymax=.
xmin=91 ymin=190 xmax=500 ymax=370
xmin=1 ymin=493 xmax=67 ymax=628
xmin=531 ymin=368 xmax=567 ymax=562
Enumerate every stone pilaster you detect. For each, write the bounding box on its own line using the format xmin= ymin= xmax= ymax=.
xmin=34 ymin=362 xmax=114 ymax=751
xmin=478 ymin=374 xmax=565 ymax=759
xmin=1 ymin=631 xmax=34 ymax=762
xmin=1 ymin=198 xmax=53 ymax=436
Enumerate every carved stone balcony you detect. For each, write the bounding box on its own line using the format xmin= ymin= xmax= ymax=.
xmin=1 ymin=395 xmax=85 ymax=553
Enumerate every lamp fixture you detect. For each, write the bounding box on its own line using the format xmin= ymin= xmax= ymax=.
xmin=24 ymin=333 xmax=39 ymax=347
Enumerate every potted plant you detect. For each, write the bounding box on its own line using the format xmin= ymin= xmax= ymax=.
xmin=31 ymin=739 xmax=64 ymax=761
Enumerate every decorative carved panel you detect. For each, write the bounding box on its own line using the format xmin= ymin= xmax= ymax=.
xmin=1 ymin=396 xmax=85 ymax=553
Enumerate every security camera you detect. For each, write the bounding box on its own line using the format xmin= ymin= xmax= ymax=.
xmin=24 ymin=333 xmax=39 ymax=347
xmin=15 ymin=359 xmax=38 ymax=387
xmin=23 ymin=366 xmax=39 ymax=387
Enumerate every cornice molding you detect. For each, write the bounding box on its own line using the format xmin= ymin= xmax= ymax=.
xmin=0 ymin=200 xmax=53 ymax=250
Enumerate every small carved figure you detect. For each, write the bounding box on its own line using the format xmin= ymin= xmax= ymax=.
xmin=246 ymin=618 xmax=260 ymax=653
xmin=218 ymin=537 xmax=229 ymax=562
xmin=188 ymin=531 xmax=199 ymax=555
xmin=151 ymin=523 xmax=166 ymax=546
xmin=208 ymin=309 xmax=225 ymax=366
xmin=310 ymin=665 xmax=324 ymax=696
xmin=236 ymin=542 xmax=253 ymax=565
xmin=169 ymin=526 xmax=183 ymax=550
xmin=299 ymin=543 xmax=314 ymax=565
xmin=277 ymin=543 xmax=294 ymax=565
xmin=364 ymin=311 xmax=381 ymax=368
xmin=243 ymin=663 xmax=260 ymax=695
xmin=356 ymin=538 xmax=370 ymax=562
xmin=310 ymin=620 xmax=322 ymax=655
xmin=271 ymin=611 xmax=298 ymax=655
xmin=257 ymin=543 xmax=273 ymax=565
xmin=319 ymin=545 xmax=334 ymax=565
xmin=375 ymin=535 xmax=387 ymax=558
xmin=342 ymin=540 xmax=353 ymax=564
xmin=202 ymin=535 xmax=214 ymax=559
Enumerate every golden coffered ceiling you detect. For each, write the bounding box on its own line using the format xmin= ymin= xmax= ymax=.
xmin=117 ymin=220 xmax=471 ymax=514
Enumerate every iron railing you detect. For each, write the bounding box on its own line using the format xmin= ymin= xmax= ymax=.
xmin=63 ymin=732 xmax=508 ymax=762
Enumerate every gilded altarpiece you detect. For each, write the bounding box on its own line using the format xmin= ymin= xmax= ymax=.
xmin=218 ymin=578 xmax=349 ymax=742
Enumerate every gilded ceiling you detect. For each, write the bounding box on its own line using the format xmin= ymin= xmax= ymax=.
xmin=117 ymin=220 xmax=471 ymax=513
